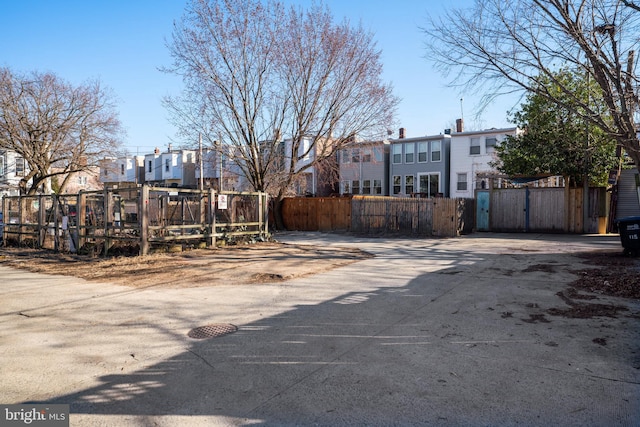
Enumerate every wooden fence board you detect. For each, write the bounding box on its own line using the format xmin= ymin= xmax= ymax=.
xmin=284 ymin=196 xmax=468 ymax=237
xmin=490 ymin=190 xmax=526 ymax=231
xmin=529 ymin=188 xmax=564 ymax=232
xmin=485 ymin=187 xmax=604 ymax=233
xmin=433 ymin=198 xmax=457 ymax=237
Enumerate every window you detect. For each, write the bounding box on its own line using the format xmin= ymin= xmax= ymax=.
xmin=121 ymin=164 xmax=125 ymax=175
xmin=342 ymin=180 xmax=351 ymax=194
xmin=392 ymin=175 xmax=401 ymax=194
xmin=457 ymin=173 xmax=468 ymax=191
xmin=392 ymin=144 xmax=402 ymax=164
xmin=374 ymin=147 xmax=383 ymax=162
xmin=351 ymin=148 xmax=360 ymax=163
xmin=0 ymin=154 xmax=5 ymax=176
xmin=470 ymin=138 xmax=481 ymax=155
xmin=362 ymin=148 xmax=372 ymax=163
xmin=362 ymin=179 xmax=371 ymax=194
xmin=418 ymin=142 xmax=428 ymax=162
xmin=165 ymin=159 xmax=170 ymax=172
xmin=405 ymin=143 xmax=414 ymax=163
xmin=148 ymin=160 xmax=152 ymax=173
xmin=78 ymin=176 xmax=87 ymax=186
xmin=373 ymin=179 xmax=382 ymax=195
xmin=15 ymin=156 xmax=24 ymax=177
xmin=352 ymin=180 xmax=360 ymax=194
xmin=431 ymin=140 xmax=442 ymax=162
xmin=485 ymin=137 xmax=497 ymax=153
xmin=405 ymin=175 xmax=414 ymax=194
xmin=419 ymin=173 xmax=440 ymax=197
xmin=341 ymin=149 xmax=351 ymax=164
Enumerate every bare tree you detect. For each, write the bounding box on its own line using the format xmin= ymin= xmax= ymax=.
xmin=0 ymin=68 xmax=123 ymax=194
xmin=423 ymin=0 xmax=640 ymax=169
xmin=164 ymin=0 xmax=398 ymax=225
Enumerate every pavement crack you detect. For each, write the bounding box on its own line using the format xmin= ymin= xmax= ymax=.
xmin=187 ymin=349 xmax=215 ymax=370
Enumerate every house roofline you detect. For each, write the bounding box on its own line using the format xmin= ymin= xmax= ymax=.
xmin=450 ymin=127 xmax=518 ymax=136
xmin=389 ymin=134 xmax=452 ymax=143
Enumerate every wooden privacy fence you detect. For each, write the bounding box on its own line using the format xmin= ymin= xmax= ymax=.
xmin=2 ymin=186 xmax=269 ymax=255
xmin=281 ymin=197 xmax=352 ymax=231
xmin=478 ymin=187 xmax=608 ymax=233
xmin=281 ymin=196 xmax=474 ymax=237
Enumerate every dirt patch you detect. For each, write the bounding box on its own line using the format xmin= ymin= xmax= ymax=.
xmin=547 ymin=292 xmax=628 ymax=319
xmin=523 ymin=263 xmax=562 ymax=273
xmin=0 ymin=242 xmax=373 ymax=288
xmin=545 ymin=251 xmax=639 ymax=319
xmin=570 ymin=251 xmax=640 ymax=300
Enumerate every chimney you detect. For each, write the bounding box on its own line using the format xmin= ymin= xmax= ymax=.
xmin=456 ymin=119 xmax=464 ymax=133
xmin=168 ymin=143 xmax=173 ymax=152
xmin=154 ymin=147 xmax=160 ymax=154
xmin=399 ymin=128 xmax=405 ymax=139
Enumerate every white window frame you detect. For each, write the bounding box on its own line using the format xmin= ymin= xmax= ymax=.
xmin=418 ymin=142 xmax=428 ymax=163
xmin=404 ymin=143 xmax=414 ymax=164
xmin=392 ymin=175 xmax=401 ymax=195
xmin=352 ymin=179 xmax=360 ymax=195
xmin=362 ymin=147 xmax=372 ymax=163
xmin=404 ymin=175 xmax=414 ymax=195
xmin=470 ymin=138 xmax=481 ymax=155
xmin=392 ymin=144 xmax=402 ymax=164
xmin=456 ymin=173 xmax=468 ymax=191
xmin=373 ymin=179 xmax=382 ymax=195
xmin=351 ymin=148 xmax=360 ymax=163
xmin=418 ymin=172 xmax=441 ymax=197
xmin=431 ymin=140 xmax=442 ymax=162
xmin=485 ymin=137 xmax=497 ymax=153
xmin=362 ymin=179 xmax=371 ymax=194
xmin=15 ymin=156 xmax=25 ymax=177
xmin=374 ymin=147 xmax=383 ymax=162
xmin=341 ymin=180 xmax=351 ymax=194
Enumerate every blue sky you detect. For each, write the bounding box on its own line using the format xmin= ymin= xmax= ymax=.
xmin=1 ymin=0 xmax=519 ymax=155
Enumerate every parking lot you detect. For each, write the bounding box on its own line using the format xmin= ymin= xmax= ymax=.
xmin=1 ymin=232 xmax=639 ymax=426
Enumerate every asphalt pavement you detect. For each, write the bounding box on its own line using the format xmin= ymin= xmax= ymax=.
xmin=1 ymin=232 xmax=638 ymax=426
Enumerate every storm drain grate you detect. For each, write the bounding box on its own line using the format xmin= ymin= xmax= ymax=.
xmin=188 ymin=323 xmax=238 ymax=339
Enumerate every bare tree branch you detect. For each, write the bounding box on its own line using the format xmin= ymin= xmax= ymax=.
xmin=0 ymin=68 xmax=124 ymax=194
xmin=163 ymin=0 xmax=399 ymax=208
xmin=423 ymin=0 xmax=640 ymax=167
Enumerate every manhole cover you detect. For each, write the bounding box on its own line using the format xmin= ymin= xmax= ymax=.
xmin=188 ymin=323 xmax=238 ymax=339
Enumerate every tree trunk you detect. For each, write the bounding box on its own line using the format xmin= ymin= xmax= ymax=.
xmin=272 ymin=195 xmax=286 ymax=231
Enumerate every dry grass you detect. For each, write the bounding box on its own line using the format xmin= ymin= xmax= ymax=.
xmin=0 ymin=242 xmax=372 ymax=288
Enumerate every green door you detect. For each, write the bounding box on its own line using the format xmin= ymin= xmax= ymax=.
xmin=476 ymin=190 xmax=490 ymax=231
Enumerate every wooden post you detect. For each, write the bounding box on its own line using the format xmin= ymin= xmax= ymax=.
xmin=1 ymin=197 xmax=5 ymax=247
xmin=564 ymin=178 xmax=570 ymax=233
xmin=77 ymin=191 xmax=86 ymax=251
xmin=258 ymin=191 xmax=264 ymax=238
xmin=262 ymin=192 xmax=269 ymax=238
xmin=208 ymin=188 xmax=216 ymax=247
xmin=38 ymin=195 xmax=46 ymax=248
xmin=140 ymin=185 xmax=149 ymax=255
xmin=103 ymin=189 xmax=111 ymax=256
